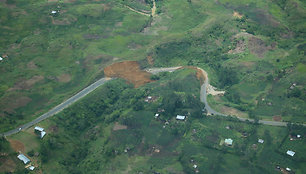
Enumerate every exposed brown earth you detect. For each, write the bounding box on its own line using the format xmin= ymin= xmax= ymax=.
xmin=113 ymin=122 xmax=128 ymax=131
xmin=248 ymin=37 xmax=275 ymax=57
xmin=0 ymin=158 xmax=16 ymax=173
xmin=27 ymin=61 xmax=38 ymax=69
xmin=8 ymin=139 xmax=25 ymax=152
xmin=57 ymin=73 xmax=71 ymax=83
xmin=104 ymin=61 xmax=153 ymax=88
xmin=9 ymin=75 xmax=44 ymax=91
xmin=228 ymin=39 xmax=246 ymax=54
xmin=273 ymin=116 xmax=282 ymax=121
xmin=147 ymin=55 xmax=154 ymax=65
xmin=0 ymin=95 xmax=32 ymax=114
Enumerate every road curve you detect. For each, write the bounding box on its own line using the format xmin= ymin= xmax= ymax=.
xmin=2 ymin=66 xmax=304 ymax=137
xmin=146 ymin=67 xmax=304 ymax=127
xmin=2 ymin=77 xmax=113 ymax=137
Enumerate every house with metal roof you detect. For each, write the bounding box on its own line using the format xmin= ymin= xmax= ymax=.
xmin=258 ymin=139 xmax=264 ymax=144
xmin=176 ymin=115 xmax=186 ymax=120
xmin=17 ymin=154 xmax=30 ymax=164
xmin=286 ymin=150 xmax=295 ymax=157
xmin=224 ymin=138 xmax=233 ymax=146
xmin=34 ymin=126 xmax=44 ymax=132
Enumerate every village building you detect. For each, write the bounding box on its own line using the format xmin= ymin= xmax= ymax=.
xmin=51 ymin=10 xmax=57 ymax=14
xmin=176 ymin=115 xmax=186 ymax=120
xmin=224 ymin=138 xmax=233 ymax=146
xmin=155 ymin=113 xmax=159 ymax=118
xmin=17 ymin=154 xmax=30 ymax=164
xmin=258 ymin=139 xmax=264 ymax=144
xmin=0 ymin=57 xmax=3 ymax=61
xmin=34 ymin=126 xmax=46 ymax=138
xmin=286 ymin=167 xmax=291 ymax=172
xmin=28 ymin=166 xmax=35 ymax=171
xmin=286 ymin=150 xmax=295 ymax=157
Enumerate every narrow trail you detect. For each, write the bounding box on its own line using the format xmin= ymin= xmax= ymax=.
xmin=124 ymin=0 xmax=156 ymax=17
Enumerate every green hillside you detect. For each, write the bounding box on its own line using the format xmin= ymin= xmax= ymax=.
xmin=0 ymin=0 xmax=305 ymax=173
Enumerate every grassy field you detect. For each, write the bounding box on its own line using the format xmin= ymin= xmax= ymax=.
xmin=3 ymin=69 xmax=305 ymax=174
xmin=1 ymin=0 xmax=306 ymax=173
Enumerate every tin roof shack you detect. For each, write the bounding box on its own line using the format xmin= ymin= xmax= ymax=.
xmin=176 ymin=115 xmax=186 ymax=120
xmin=286 ymin=150 xmax=295 ymax=157
xmin=224 ymin=138 xmax=233 ymax=146
xmin=34 ymin=126 xmax=46 ymax=139
xmin=17 ymin=154 xmax=30 ymax=164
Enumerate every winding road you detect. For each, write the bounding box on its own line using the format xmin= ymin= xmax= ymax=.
xmin=2 ymin=66 xmax=303 ymax=137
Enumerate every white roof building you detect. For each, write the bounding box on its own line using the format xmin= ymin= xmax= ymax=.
xmin=17 ymin=154 xmax=30 ymax=164
xmin=297 ymin=134 xmax=301 ymax=138
xmin=0 ymin=57 xmax=3 ymax=61
xmin=34 ymin=126 xmax=44 ymax=132
xmin=41 ymin=131 xmax=46 ymax=138
xmin=155 ymin=113 xmax=159 ymax=117
xmin=258 ymin=139 xmax=264 ymax=144
xmin=51 ymin=10 xmax=57 ymax=14
xmin=193 ymin=164 xmax=198 ymax=169
xmin=28 ymin=166 xmax=35 ymax=171
xmin=224 ymin=138 xmax=233 ymax=146
xmin=176 ymin=115 xmax=186 ymax=120
xmin=286 ymin=168 xmax=291 ymax=171
xmin=286 ymin=150 xmax=295 ymax=157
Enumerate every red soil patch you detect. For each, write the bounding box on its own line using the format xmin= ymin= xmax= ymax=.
xmin=273 ymin=116 xmax=282 ymax=121
xmin=104 ymin=61 xmax=153 ymax=88
xmin=8 ymin=139 xmax=25 ymax=152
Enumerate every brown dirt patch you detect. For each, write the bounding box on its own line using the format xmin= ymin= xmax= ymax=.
xmin=0 ymin=95 xmax=32 ymax=114
xmin=273 ymin=116 xmax=282 ymax=121
xmin=228 ymin=39 xmax=246 ymax=54
xmin=9 ymin=75 xmax=44 ymax=91
xmin=8 ymin=139 xmax=25 ymax=152
xmin=113 ymin=122 xmax=128 ymax=131
xmin=27 ymin=61 xmax=38 ymax=69
xmin=104 ymin=61 xmax=153 ymax=88
xmin=51 ymin=15 xmax=77 ymax=25
xmin=57 ymin=73 xmax=71 ymax=83
xmin=233 ymin=11 xmax=243 ymax=19
xmin=147 ymin=55 xmax=154 ymax=65
xmin=219 ymin=105 xmax=248 ymax=118
xmin=0 ymin=158 xmax=16 ymax=173
xmin=48 ymin=125 xmax=59 ymax=133
xmin=239 ymin=61 xmax=255 ymax=68
xmin=248 ymin=37 xmax=275 ymax=57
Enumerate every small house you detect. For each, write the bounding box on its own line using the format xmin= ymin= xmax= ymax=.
xmin=155 ymin=113 xmax=159 ymax=118
xmin=34 ymin=126 xmax=46 ymax=138
xmin=0 ymin=57 xmax=3 ymax=61
xmin=297 ymin=134 xmax=301 ymax=138
xmin=41 ymin=131 xmax=46 ymax=138
xmin=28 ymin=166 xmax=35 ymax=171
xmin=17 ymin=154 xmax=30 ymax=164
xmin=286 ymin=150 xmax=295 ymax=157
xmin=286 ymin=168 xmax=291 ymax=172
xmin=34 ymin=126 xmax=44 ymax=132
xmin=258 ymin=139 xmax=264 ymax=144
xmin=224 ymin=138 xmax=233 ymax=146
xmin=176 ymin=115 xmax=186 ymax=120
xmin=51 ymin=10 xmax=57 ymax=14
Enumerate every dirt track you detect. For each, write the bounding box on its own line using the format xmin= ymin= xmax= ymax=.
xmin=104 ymin=61 xmax=153 ymax=88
